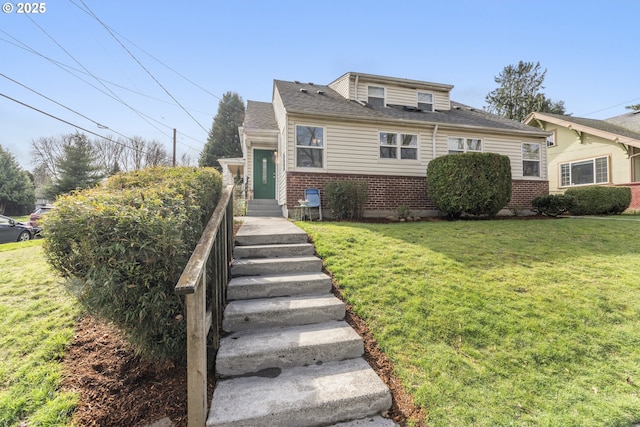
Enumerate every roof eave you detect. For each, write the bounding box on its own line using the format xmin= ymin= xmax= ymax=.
xmin=286 ymin=109 xmax=549 ymax=138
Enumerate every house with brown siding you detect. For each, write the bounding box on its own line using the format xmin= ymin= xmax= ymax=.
xmin=239 ymin=72 xmax=550 ymax=218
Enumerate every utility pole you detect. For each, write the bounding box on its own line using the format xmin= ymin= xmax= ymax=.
xmin=173 ymin=128 xmax=177 ymax=167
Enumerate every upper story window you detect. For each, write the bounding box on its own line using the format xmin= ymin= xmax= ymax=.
xmin=448 ymin=137 xmax=482 ymax=154
xmin=522 ymin=143 xmax=541 ymax=177
xmin=546 ymin=129 xmax=556 ymax=147
xmin=296 ymin=125 xmax=324 ymax=168
xmin=417 ymin=92 xmax=433 ymax=112
xmin=367 ymin=86 xmax=385 ymax=107
xmin=560 ymin=157 xmax=608 ymax=187
xmin=380 ymin=132 xmax=417 ymax=160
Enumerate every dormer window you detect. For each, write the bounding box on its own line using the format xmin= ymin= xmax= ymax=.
xmin=367 ymin=86 xmax=385 ymax=107
xmin=417 ymin=92 xmax=433 ymax=112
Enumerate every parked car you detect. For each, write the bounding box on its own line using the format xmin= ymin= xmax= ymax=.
xmin=29 ymin=204 xmax=54 ymax=235
xmin=0 ymin=214 xmax=33 ymax=243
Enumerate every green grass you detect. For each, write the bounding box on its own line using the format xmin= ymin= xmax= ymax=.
xmin=299 ymin=218 xmax=640 ymax=427
xmin=0 ymin=240 xmax=80 ymax=427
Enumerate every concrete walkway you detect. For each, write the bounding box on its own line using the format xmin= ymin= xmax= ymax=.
xmin=207 ymin=217 xmax=396 ymax=427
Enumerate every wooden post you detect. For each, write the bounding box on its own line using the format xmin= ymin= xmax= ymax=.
xmin=186 ymin=267 xmax=208 ymax=427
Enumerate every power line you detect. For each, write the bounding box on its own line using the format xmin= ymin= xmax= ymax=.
xmin=18 ymin=13 xmax=176 ymax=141
xmin=75 ymin=0 xmax=209 ymax=134
xmin=66 ymin=0 xmax=222 ymax=103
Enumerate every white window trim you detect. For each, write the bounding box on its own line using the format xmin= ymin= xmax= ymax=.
xmin=447 ymin=137 xmax=483 ymax=154
xmin=522 ymin=142 xmax=541 ymax=178
xmin=559 ymin=156 xmax=610 ymax=188
xmin=367 ymin=85 xmax=386 ymax=107
xmin=417 ymin=91 xmax=434 ymax=112
xmin=546 ymin=129 xmax=557 ymax=147
xmin=378 ymin=131 xmax=419 ymax=160
xmin=295 ymin=124 xmax=326 ymax=170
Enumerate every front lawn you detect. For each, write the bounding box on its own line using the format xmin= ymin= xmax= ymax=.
xmin=299 ymin=218 xmax=640 ymax=427
xmin=0 ymin=240 xmax=79 ymax=426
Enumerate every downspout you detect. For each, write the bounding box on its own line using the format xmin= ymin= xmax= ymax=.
xmin=432 ymin=124 xmax=439 ymax=160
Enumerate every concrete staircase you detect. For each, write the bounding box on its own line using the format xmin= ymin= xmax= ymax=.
xmin=246 ymin=199 xmax=282 ymax=217
xmin=207 ymin=217 xmax=395 ymax=427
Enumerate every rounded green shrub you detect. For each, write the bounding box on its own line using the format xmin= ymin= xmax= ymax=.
xmin=565 ymin=186 xmax=631 ymax=215
xmin=531 ymin=194 xmax=575 ymax=217
xmin=44 ymin=167 xmax=222 ymax=362
xmin=426 ymin=153 xmax=512 ymax=219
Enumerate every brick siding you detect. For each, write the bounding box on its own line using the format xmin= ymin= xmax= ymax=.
xmin=287 ymin=172 xmax=548 ymax=216
xmin=615 ymin=182 xmax=640 ymax=211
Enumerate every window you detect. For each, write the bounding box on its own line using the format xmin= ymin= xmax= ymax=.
xmin=522 ymin=143 xmax=541 ymax=177
xmin=379 ymin=132 xmax=417 ymax=160
xmin=560 ymin=157 xmax=609 ymax=187
xmin=296 ymin=125 xmax=324 ymax=168
xmin=448 ymin=137 xmax=482 ymax=154
xmin=417 ymin=92 xmax=433 ymax=112
xmin=546 ymin=129 xmax=556 ymax=147
xmin=367 ymin=86 xmax=385 ymax=107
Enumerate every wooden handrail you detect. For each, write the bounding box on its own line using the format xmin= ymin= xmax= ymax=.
xmin=175 ymin=185 xmax=234 ymax=295
xmin=174 ymin=184 xmax=235 ymax=427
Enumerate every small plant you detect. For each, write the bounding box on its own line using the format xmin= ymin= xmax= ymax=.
xmin=531 ymin=194 xmax=575 ymax=217
xmin=396 ymin=205 xmax=412 ymax=220
xmin=324 ymin=181 xmax=368 ymax=220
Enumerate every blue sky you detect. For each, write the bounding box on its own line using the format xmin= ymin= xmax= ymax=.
xmin=2 ymin=0 xmax=639 ymax=170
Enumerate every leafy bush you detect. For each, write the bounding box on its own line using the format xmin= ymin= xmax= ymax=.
xmin=565 ymin=186 xmax=631 ymax=215
xmin=44 ymin=167 xmax=222 ymax=362
xmin=531 ymin=194 xmax=575 ymax=217
xmin=324 ymin=181 xmax=368 ymax=220
xmin=426 ymin=153 xmax=512 ymax=219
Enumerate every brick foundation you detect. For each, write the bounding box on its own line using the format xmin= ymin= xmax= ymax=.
xmin=287 ymin=172 xmax=548 ymax=217
xmin=615 ymin=182 xmax=640 ymax=211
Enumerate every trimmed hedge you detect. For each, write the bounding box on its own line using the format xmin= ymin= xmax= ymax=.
xmin=426 ymin=153 xmax=512 ymax=219
xmin=324 ymin=181 xmax=368 ymax=220
xmin=565 ymin=186 xmax=631 ymax=215
xmin=44 ymin=167 xmax=222 ymax=362
xmin=531 ymin=194 xmax=575 ymax=217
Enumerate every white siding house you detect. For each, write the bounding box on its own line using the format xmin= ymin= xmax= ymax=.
xmin=240 ymin=72 xmax=550 ymax=217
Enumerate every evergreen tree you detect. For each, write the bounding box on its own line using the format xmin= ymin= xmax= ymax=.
xmin=199 ymin=92 xmax=245 ymax=170
xmin=625 ymin=104 xmax=640 ymax=111
xmin=0 ymin=145 xmax=35 ymax=215
xmin=48 ymin=132 xmax=103 ymax=197
xmin=485 ymin=61 xmax=566 ymax=122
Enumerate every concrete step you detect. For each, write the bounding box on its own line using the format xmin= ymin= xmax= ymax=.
xmin=231 ymin=255 xmax=322 ymax=277
xmin=207 ymin=358 xmax=392 ymax=427
xmin=234 ymin=242 xmax=315 ymax=259
xmin=216 ymin=321 xmax=364 ymax=378
xmin=234 ymin=217 xmax=308 ymax=246
xmin=222 ymin=294 xmax=345 ymax=333
xmin=227 ymin=272 xmax=332 ymax=300
xmin=247 ymin=199 xmax=279 ymax=206
xmin=329 ymin=416 xmax=399 ymax=427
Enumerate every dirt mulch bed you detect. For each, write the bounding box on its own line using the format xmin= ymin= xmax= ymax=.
xmin=62 ymin=307 xmax=423 ymax=427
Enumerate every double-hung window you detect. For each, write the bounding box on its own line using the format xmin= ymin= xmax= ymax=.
xmin=379 ymin=132 xmax=417 ymax=160
xmin=560 ymin=157 xmax=609 ymax=187
xmin=367 ymin=86 xmax=385 ymax=107
xmin=448 ymin=137 xmax=482 ymax=154
xmin=296 ymin=125 xmax=324 ymax=168
xmin=522 ymin=143 xmax=541 ymax=177
xmin=417 ymin=92 xmax=434 ymax=111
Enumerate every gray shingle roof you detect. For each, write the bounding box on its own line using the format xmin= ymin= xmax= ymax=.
xmin=605 ymin=110 xmax=640 ymax=133
xmin=244 ymin=100 xmax=278 ymax=130
xmin=272 ymin=80 xmax=548 ymax=136
xmin=541 ymin=113 xmax=640 ymax=140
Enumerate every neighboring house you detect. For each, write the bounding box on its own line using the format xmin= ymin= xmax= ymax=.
xmin=238 ymin=72 xmax=550 ymax=218
xmin=524 ymin=112 xmax=640 ymax=210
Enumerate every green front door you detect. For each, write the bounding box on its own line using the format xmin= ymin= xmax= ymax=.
xmin=253 ymin=149 xmax=276 ymax=199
